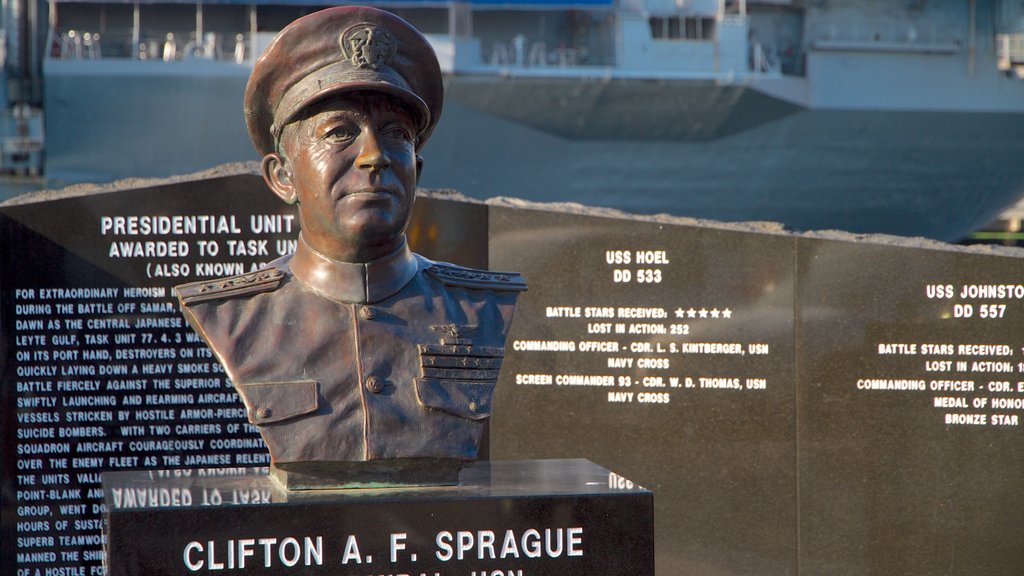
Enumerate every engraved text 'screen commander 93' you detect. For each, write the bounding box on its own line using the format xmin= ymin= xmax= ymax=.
xmin=174 ymin=6 xmax=526 ymax=489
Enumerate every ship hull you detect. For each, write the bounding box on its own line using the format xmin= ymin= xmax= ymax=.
xmin=41 ymin=61 xmax=1024 ymax=242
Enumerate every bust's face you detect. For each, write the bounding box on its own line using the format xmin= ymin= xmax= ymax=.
xmin=272 ymin=92 xmax=418 ymax=262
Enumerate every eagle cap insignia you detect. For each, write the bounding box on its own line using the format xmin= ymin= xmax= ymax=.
xmin=339 ymin=23 xmax=397 ymax=70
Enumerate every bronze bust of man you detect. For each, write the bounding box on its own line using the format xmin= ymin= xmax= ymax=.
xmin=175 ymin=6 xmax=526 ymax=489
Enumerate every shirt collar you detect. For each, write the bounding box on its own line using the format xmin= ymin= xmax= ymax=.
xmin=289 ymin=234 xmax=418 ymax=303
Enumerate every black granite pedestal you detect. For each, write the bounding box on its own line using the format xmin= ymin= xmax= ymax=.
xmin=103 ymin=459 xmax=653 ymax=576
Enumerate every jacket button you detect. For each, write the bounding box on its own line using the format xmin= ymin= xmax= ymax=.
xmin=360 ymin=306 xmax=377 ymax=320
xmin=365 ymin=376 xmax=383 ymax=394
xmin=255 ymin=406 xmax=271 ymax=419
xmin=468 ymin=401 xmax=478 ymax=413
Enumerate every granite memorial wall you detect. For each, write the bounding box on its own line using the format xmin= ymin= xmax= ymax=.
xmin=488 ymin=206 xmax=1024 ymax=575
xmin=4 ymin=171 xmax=1024 ymax=575
xmin=487 ymin=206 xmax=797 ymax=575
xmin=0 ymin=170 xmax=485 ymax=576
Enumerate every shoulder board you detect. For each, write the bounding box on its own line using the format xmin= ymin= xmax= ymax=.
xmin=175 ymin=268 xmax=285 ymax=305
xmin=425 ymin=264 xmax=527 ymax=292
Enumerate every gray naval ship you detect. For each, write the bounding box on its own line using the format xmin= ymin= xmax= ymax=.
xmin=3 ymin=0 xmax=1024 ymax=241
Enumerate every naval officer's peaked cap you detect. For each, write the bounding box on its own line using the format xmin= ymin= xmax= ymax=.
xmin=244 ymin=6 xmax=443 ymax=156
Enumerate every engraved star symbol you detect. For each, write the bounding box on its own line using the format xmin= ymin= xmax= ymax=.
xmin=687 ymin=308 xmax=697 ymax=318
xmin=722 ymin=309 xmax=733 ymax=319
xmin=675 ymin=308 xmax=685 ymax=318
xmin=699 ymin=308 xmax=709 ymax=318
xmin=711 ymin=309 xmax=720 ymax=318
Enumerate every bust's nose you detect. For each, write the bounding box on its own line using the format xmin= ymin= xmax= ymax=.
xmin=356 ymin=129 xmax=390 ymax=172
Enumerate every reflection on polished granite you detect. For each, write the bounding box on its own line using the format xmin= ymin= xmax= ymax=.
xmin=103 ymin=459 xmax=647 ymax=507
xmin=103 ymin=459 xmax=654 ymax=576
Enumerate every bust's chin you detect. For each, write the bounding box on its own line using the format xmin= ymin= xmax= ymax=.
xmin=310 ymin=226 xmax=407 ymax=264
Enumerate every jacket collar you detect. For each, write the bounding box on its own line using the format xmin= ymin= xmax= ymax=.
xmin=289 ymin=234 xmax=418 ymax=303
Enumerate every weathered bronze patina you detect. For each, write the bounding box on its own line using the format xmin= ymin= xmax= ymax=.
xmin=175 ymin=6 xmax=526 ymax=490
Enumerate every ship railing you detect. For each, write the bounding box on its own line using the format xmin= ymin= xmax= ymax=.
xmin=622 ymin=0 xmax=746 ymax=16
xmin=49 ymin=27 xmax=254 ymax=63
xmin=809 ymin=20 xmax=961 ymax=53
xmin=0 ymin=104 xmax=44 ymax=176
xmin=750 ymin=42 xmax=778 ymax=75
xmin=54 ymin=30 xmax=103 ymax=60
xmin=488 ymin=39 xmax=588 ymax=68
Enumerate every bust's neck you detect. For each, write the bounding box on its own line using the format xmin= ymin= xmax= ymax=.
xmin=289 ymin=233 xmax=417 ymax=303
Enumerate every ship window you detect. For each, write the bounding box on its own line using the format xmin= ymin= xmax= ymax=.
xmin=701 ymin=17 xmax=715 ymax=40
xmin=668 ymin=17 xmax=682 ymax=39
xmin=685 ymin=17 xmax=697 ymax=39
xmin=649 ymin=17 xmax=665 ymax=39
xmin=649 ymin=15 xmax=713 ymax=41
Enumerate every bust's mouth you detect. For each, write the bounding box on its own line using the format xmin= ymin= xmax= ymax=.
xmin=341 ymin=186 xmax=398 ymax=200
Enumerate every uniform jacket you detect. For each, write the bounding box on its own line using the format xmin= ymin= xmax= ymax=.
xmin=175 ymin=235 xmax=525 ymax=469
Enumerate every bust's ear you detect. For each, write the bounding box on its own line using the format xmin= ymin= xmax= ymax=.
xmin=262 ymin=153 xmax=297 ymax=204
xmin=415 ymin=154 xmax=424 ymax=185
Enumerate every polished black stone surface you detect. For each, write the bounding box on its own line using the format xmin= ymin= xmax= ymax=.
xmin=488 ymin=206 xmax=797 ymax=576
xmin=7 ymin=174 xmax=1024 ymax=576
xmin=796 ymin=239 xmax=1024 ymax=576
xmin=0 ymin=173 xmax=486 ymax=576
xmin=103 ymin=459 xmax=654 ymax=576
xmin=488 ymin=205 xmax=1024 ymax=575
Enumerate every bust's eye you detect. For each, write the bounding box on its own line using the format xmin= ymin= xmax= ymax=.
xmin=384 ymin=125 xmax=413 ymax=143
xmin=322 ymin=124 xmax=357 ymax=142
